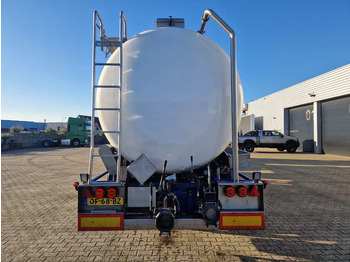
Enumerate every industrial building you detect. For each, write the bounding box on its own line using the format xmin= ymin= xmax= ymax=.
xmin=2 ymin=120 xmax=67 ymax=133
xmin=243 ymin=63 xmax=350 ymax=156
xmin=1 ymin=120 xmax=47 ymax=133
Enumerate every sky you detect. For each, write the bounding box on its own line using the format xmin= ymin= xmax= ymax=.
xmin=1 ymin=0 xmax=350 ymax=122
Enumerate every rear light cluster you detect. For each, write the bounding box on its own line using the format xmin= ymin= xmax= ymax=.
xmin=94 ymin=188 xmax=118 ymax=198
xmin=237 ymin=186 xmax=248 ymax=197
xmin=225 ymin=186 xmax=235 ymax=197
xmin=224 ymin=185 xmax=260 ymax=197
xmin=107 ymin=188 xmax=117 ymax=198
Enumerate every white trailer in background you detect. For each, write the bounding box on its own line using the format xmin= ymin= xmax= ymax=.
xmin=75 ymin=9 xmax=267 ymax=235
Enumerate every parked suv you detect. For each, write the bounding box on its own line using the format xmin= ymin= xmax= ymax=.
xmin=238 ymin=130 xmax=300 ymax=153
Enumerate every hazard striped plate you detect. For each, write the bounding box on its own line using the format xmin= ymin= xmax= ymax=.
xmin=78 ymin=214 xmax=123 ymax=231
xmin=220 ymin=213 xmax=264 ymax=229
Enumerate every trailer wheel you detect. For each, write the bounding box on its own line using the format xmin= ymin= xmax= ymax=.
xmin=72 ymin=139 xmax=80 ymax=147
xmin=42 ymin=140 xmax=51 ymax=147
xmin=286 ymin=142 xmax=297 ymax=153
xmin=277 ymin=147 xmax=285 ymax=152
xmin=244 ymin=142 xmax=255 ymax=153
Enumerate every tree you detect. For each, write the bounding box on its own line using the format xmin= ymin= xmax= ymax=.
xmin=9 ymin=126 xmax=23 ymax=133
xmin=58 ymin=126 xmax=67 ymax=136
xmin=45 ymin=127 xmax=58 ymax=134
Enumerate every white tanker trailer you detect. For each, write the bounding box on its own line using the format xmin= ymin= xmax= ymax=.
xmin=75 ymin=9 xmax=267 ymax=235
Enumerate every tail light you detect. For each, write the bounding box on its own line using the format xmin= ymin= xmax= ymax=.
xmin=225 ymin=186 xmax=235 ymax=197
xmin=237 ymin=186 xmax=248 ymax=197
xmin=263 ymin=180 xmax=268 ymax=189
xmin=249 ymin=186 xmax=260 ymax=197
xmin=95 ymin=188 xmax=104 ymax=198
xmin=107 ymin=188 xmax=117 ymax=198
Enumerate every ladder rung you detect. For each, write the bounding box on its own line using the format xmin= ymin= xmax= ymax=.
xmin=95 ymin=63 xmax=121 ymax=66
xmin=93 ymin=154 xmax=119 ymax=158
xmin=94 ymin=108 xmax=120 ymax=111
xmin=94 ymin=85 xmax=121 ymax=89
xmin=96 ymin=41 xmax=122 ymax=47
xmin=93 ymin=131 xmax=120 ymax=134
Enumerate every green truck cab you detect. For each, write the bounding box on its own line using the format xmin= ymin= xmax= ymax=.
xmin=66 ymin=117 xmax=91 ymax=146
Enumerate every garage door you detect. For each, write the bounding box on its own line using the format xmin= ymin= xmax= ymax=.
xmin=289 ymin=104 xmax=314 ymax=152
xmin=322 ymin=96 xmax=350 ymax=156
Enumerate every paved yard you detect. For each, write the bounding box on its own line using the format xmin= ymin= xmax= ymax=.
xmin=2 ymin=147 xmax=350 ymax=261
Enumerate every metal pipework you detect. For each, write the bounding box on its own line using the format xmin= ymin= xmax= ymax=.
xmin=207 ymin=164 xmax=212 ymax=188
xmin=198 ymin=9 xmax=239 ymax=184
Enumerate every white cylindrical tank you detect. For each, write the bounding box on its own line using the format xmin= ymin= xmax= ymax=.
xmin=96 ymin=27 xmax=243 ymax=173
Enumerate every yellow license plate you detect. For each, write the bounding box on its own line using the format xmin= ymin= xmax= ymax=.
xmin=87 ymin=197 xmax=123 ymax=206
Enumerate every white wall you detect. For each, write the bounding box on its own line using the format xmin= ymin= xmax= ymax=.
xmin=238 ymin=114 xmax=255 ymax=135
xmin=246 ymin=64 xmax=350 ymax=133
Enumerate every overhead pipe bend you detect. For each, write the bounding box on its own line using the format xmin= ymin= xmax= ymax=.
xmin=198 ymin=9 xmax=235 ymax=38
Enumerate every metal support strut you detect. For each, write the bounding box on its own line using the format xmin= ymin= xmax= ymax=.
xmin=198 ymin=9 xmax=239 ymax=184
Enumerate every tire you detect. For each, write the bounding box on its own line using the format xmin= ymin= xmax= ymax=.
xmin=72 ymin=139 xmax=80 ymax=147
xmin=286 ymin=142 xmax=297 ymax=153
xmin=244 ymin=142 xmax=255 ymax=153
xmin=277 ymin=147 xmax=285 ymax=152
xmin=42 ymin=140 xmax=51 ymax=147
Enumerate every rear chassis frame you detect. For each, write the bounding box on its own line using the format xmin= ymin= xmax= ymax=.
xmin=77 ymin=161 xmax=265 ymax=232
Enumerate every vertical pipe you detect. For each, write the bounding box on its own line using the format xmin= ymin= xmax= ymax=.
xmin=207 ymin=164 xmax=211 ymax=188
xmin=313 ymin=101 xmax=322 ymax=154
xmin=88 ymin=11 xmax=97 ymax=184
xmin=198 ymin=9 xmax=239 ymax=183
xmin=116 ymin=11 xmax=123 ymax=183
xmin=230 ymin=35 xmax=239 ymax=183
xmin=283 ymin=108 xmax=289 ymax=135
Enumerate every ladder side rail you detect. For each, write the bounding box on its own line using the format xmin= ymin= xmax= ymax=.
xmin=116 ymin=11 xmax=124 ymax=183
xmin=198 ymin=9 xmax=239 ymax=184
xmin=88 ymin=10 xmax=98 ymax=184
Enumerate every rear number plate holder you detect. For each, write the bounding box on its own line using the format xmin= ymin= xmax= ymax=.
xmin=84 ymin=197 xmax=123 ymax=206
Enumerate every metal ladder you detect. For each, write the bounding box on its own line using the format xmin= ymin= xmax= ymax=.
xmin=88 ymin=11 xmax=127 ymax=184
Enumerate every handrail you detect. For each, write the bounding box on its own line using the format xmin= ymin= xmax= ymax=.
xmin=96 ymin=11 xmax=127 ymax=42
xmin=120 ymin=11 xmax=127 ymax=42
xmin=96 ymin=12 xmax=105 ymax=39
xmin=198 ymin=9 xmax=239 ymax=184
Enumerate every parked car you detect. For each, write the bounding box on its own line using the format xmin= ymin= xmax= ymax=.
xmin=238 ymin=130 xmax=300 ymax=153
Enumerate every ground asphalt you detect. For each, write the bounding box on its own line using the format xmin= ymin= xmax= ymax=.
xmin=1 ymin=147 xmax=350 ymax=261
